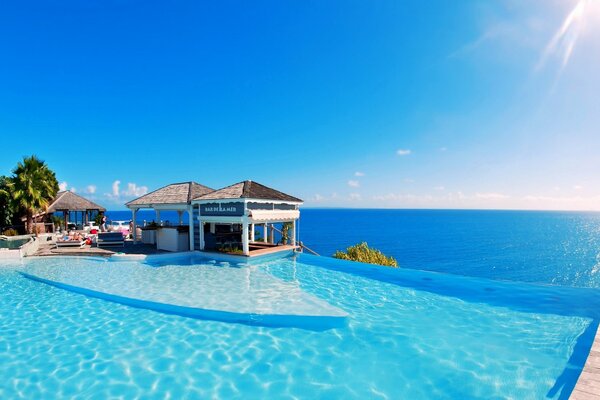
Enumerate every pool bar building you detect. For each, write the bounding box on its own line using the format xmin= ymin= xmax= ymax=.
xmin=126 ymin=180 xmax=303 ymax=256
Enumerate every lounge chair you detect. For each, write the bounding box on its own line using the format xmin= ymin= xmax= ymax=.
xmin=56 ymin=238 xmax=85 ymax=248
xmin=97 ymin=232 xmax=125 ymax=248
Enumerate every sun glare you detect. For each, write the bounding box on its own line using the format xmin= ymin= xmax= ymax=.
xmin=540 ymin=0 xmax=600 ymax=70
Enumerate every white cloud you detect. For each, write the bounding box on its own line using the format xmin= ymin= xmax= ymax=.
xmin=104 ymin=180 xmax=147 ymax=203
xmin=85 ymin=185 xmax=97 ymax=194
xmin=440 ymin=147 xmax=447 ymax=152
xmin=475 ymin=192 xmax=510 ymax=200
xmin=397 ymin=149 xmax=411 ymax=156
xmin=304 ymin=183 xmax=600 ymax=211
xmin=306 ymin=192 xmax=341 ymax=204
xmin=349 ymin=193 xmax=362 ymax=201
xmin=371 ymin=191 xmax=510 ymax=208
xmin=112 ymin=180 xmax=121 ymax=197
xmin=354 ymin=171 xmax=365 ymax=177
xmin=404 ymin=178 xmax=414 ymax=183
xmin=366 ymin=189 xmax=600 ymax=211
xmin=123 ymin=183 xmax=148 ymax=197
xmin=347 ymin=180 xmax=360 ymax=188
xmin=574 ymin=185 xmax=583 ymax=190
xmin=59 ymin=181 xmax=77 ymax=192
xmin=521 ymin=194 xmax=600 ymax=210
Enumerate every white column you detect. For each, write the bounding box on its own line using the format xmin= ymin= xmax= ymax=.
xmin=242 ymin=221 xmax=249 ymax=256
xmin=155 ymin=209 xmax=161 ymax=223
xmin=210 ymin=223 xmax=215 ymax=234
xmin=250 ymin=223 xmax=255 ymax=242
xmin=188 ymin=206 xmax=194 ymax=251
xmin=291 ymin=220 xmax=296 ymax=246
xmin=132 ymin=208 xmax=138 ymax=244
xmin=178 ymin=210 xmax=184 ymax=225
xmin=263 ymin=224 xmax=268 ymax=243
xmin=269 ymin=224 xmax=275 ymax=244
xmin=199 ymin=221 xmax=205 ymax=250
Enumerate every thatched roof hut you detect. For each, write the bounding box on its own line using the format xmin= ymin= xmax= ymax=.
xmin=194 ymin=180 xmax=302 ymax=202
xmin=126 ymin=181 xmax=214 ymax=208
xmin=30 ymin=191 xmax=107 ymax=229
xmin=47 ymin=191 xmax=106 ymax=213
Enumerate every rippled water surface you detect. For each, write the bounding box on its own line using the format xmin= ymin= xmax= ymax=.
xmin=1 ymin=254 xmax=598 ymax=399
xmin=21 ymin=256 xmax=347 ymax=329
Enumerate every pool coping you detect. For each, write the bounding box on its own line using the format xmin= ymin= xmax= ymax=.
xmin=0 ymin=235 xmax=37 ymax=259
xmin=18 ymin=249 xmax=297 ymax=267
xmin=571 ymin=325 xmax=600 ymax=399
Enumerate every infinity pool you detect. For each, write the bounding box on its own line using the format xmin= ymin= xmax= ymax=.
xmin=1 ymin=253 xmax=598 ymax=398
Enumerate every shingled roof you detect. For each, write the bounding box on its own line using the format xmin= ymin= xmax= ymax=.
xmin=194 ymin=180 xmax=303 ymax=203
xmin=126 ymin=181 xmax=214 ymax=207
xmin=47 ymin=191 xmax=106 ymax=212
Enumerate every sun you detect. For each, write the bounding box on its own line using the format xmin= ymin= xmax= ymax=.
xmin=540 ymin=0 xmax=600 ymax=70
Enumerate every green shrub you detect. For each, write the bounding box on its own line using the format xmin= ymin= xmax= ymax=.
xmin=217 ymin=245 xmax=243 ymax=255
xmin=1 ymin=228 xmax=19 ymax=236
xmin=94 ymin=213 xmax=104 ymax=225
xmin=333 ymin=242 xmax=398 ymax=267
xmin=51 ymin=215 xmax=63 ymax=227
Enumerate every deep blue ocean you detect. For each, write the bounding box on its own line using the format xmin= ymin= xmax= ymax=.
xmin=106 ymin=209 xmax=600 ymax=289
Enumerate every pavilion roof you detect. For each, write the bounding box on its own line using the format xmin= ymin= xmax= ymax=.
xmin=194 ymin=180 xmax=303 ymax=203
xmin=126 ymin=181 xmax=214 ymax=207
xmin=47 ymin=191 xmax=106 ymax=212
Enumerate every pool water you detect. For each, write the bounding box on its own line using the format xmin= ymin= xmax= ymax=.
xmin=1 ymin=254 xmax=598 ymax=399
xmin=21 ymin=256 xmax=347 ymax=329
xmin=0 ymin=237 xmax=30 ymax=249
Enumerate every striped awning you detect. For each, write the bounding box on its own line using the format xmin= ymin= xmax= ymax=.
xmin=248 ymin=210 xmax=300 ymax=222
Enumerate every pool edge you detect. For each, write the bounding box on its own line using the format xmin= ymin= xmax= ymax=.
xmin=19 ymin=270 xmax=348 ymax=331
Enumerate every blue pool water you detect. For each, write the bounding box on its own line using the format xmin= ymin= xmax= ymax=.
xmin=2 ymin=253 xmax=599 ymax=398
xmin=21 ymin=255 xmax=347 ymax=329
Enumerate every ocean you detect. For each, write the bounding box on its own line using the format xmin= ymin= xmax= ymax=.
xmin=106 ymin=209 xmax=600 ymax=289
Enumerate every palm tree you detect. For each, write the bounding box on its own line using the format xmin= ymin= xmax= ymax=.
xmin=10 ymin=156 xmax=59 ymax=234
xmin=0 ymin=176 xmax=13 ymax=229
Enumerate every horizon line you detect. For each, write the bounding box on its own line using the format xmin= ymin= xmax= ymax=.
xmin=103 ymin=206 xmax=600 ymax=213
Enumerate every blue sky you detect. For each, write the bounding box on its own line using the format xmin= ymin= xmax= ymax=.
xmin=1 ymin=0 xmax=599 ymax=210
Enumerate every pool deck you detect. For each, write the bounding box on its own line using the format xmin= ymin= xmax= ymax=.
xmin=33 ymin=240 xmax=167 ymax=257
xmin=247 ymin=245 xmax=299 ymax=257
xmin=32 ymin=240 xmax=298 ymax=259
xmin=571 ymin=326 xmax=600 ymax=399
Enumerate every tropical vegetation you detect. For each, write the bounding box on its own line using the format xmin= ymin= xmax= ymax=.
xmin=1 ymin=228 xmax=19 ymax=236
xmin=0 ymin=176 xmax=14 ymax=228
xmin=1 ymin=156 xmax=59 ymax=234
xmin=333 ymin=242 xmax=398 ymax=267
xmin=94 ymin=213 xmax=105 ymax=226
xmin=51 ymin=215 xmax=64 ymax=230
xmin=280 ymin=221 xmax=293 ymax=244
